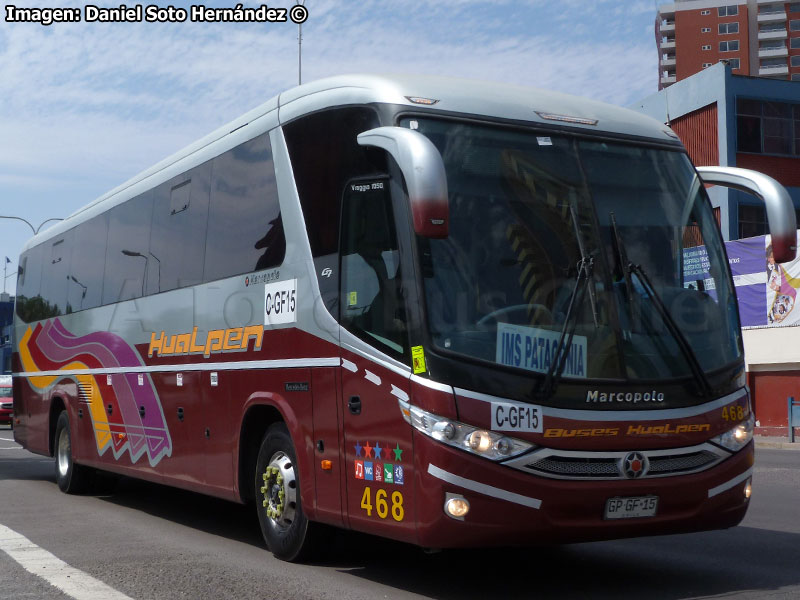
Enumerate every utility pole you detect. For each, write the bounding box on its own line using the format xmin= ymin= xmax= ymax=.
xmin=297 ymin=0 xmax=306 ymax=85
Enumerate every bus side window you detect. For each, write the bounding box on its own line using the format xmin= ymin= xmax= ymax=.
xmin=39 ymin=232 xmax=73 ymax=316
xmin=103 ymin=191 xmax=155 ymax=304
xmin=15 ymin=246 xmax=46 ymax=323
xmin=68 ymin=214 xmax=108 ymax=311
xmin=204 ymin=133 xmax=284 ymax=283
xmin=149 ymin=163 xmax=211 ymax=293
xmin=339 ymin=178 xmax=408 ymax=359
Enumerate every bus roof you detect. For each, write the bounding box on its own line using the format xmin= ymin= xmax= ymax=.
xmin=22 ymin=73 xmax=679 ymax=252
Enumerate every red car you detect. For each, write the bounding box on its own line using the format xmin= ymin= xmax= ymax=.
xmin=0 ymin=376 xmax=12 ymax=426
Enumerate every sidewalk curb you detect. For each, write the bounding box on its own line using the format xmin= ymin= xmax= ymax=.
xmin=755 ymin=440 xmax=800 ymax=451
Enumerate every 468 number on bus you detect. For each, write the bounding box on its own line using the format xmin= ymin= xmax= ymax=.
xmin=360 ymin=487 xmax=404 ymax=521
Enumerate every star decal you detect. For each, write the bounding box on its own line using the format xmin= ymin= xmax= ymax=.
xmin=364 ymin=441 xmax=373 ymax=458
xmin=354 ymin=441 xmax=363 ymax=457
xmin=393 ymin=443 xmax=403 ymax=462
xmin=373 ymin=442 xmax=383 ymax=460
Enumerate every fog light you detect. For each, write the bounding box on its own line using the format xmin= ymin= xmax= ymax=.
xmin=444 ymin=493 xmax=470 ymax=520
xmin=744 ymin=480 xmax=752 ymax=500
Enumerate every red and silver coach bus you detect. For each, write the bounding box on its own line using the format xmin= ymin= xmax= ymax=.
xmin=12 ymin=75 xmax=796 ymax=561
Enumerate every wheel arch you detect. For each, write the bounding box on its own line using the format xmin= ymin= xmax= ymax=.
xmin=238 ymin=402 xmax=285 ymax=503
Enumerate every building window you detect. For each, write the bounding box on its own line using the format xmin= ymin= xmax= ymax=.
xmin=791 ymin=3 xmax=800 ymax=13
xmin=703 ymin=62 xmax=713 ymax=68
xmin=719 ymin=40 xmax=739 ymax=52
xmin=737 ymin=98 xmax=800 ymax=156
xmin=718 ymin=5 xmax=738 ymax=17
xmin=791 ymin=20 xmax=800 ymax=31
xmin=700 ymin=9 xmax=710 ymax=15
xmin=791 ymin=37 xmax=800 ymax=49
xmin=738 ymin=205 xmax=767 ymax=239
xmin=702 ymin=44 xmax=712 ymax=50
xmin=722 ymin=58 xmax=741 ymax=69
xmin=792 ymin=73 xmax=800 ymax=81
xmin=702 ymin=27 xmax=711 ymax=33
xmin=719 ymin=22 xmax=739 ymax=34
xmin=792 ymin=55 xmax=800 ymax=67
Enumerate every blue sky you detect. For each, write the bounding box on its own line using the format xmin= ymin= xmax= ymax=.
xmin=0 ymin=0 xmax=660 ymax=295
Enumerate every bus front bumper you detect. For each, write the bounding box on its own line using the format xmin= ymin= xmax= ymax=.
xmin=413 ymin=434 xmax=753 ymax=548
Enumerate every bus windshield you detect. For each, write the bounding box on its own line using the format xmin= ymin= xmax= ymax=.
xmin=405 ymin=117 xmax=741 ymax=384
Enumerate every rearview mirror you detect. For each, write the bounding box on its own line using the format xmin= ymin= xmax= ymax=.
xmin=357 ymin=126 xmax=449 ymax=239
xmin=696 ymin=166 xmax=797 ymax=263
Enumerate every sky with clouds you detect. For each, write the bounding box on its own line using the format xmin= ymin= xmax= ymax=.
xmin=0 ymin=0 xmax=660 ymax=295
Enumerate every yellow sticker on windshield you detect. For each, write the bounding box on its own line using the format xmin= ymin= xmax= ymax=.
xmin=411 ymin=346 xmax=427 ymax=374
xmin=349 ymin=291 xmax=357 ymax=306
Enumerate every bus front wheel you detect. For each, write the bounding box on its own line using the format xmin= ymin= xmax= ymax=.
xmin=54 ymin=411 xmax=92 ymax=494
xmin=255 ymin=422 xmax=316 ymax=562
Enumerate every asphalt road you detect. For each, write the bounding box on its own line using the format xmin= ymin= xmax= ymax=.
xmin=1 ymin=425 xmax=799 ymax=600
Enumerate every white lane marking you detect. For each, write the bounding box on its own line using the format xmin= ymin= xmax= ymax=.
xmin=0 ymin=446 xmax=23 ymax=450
xmin=0 ymin=524 xmax=133 ymax=600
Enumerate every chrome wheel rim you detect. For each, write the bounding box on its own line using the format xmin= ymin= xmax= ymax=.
xmin=260 ymin=451 xmax=297 ymax=532
xmin=57 ymin=427 xmax=70 ymax=478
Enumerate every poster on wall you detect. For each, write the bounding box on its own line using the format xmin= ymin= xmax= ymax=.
xmin=682 ymin=232 xmax=800 ymax=329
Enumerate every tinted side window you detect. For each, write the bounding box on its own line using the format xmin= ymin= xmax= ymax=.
xmin=284 ymin=107 xmax=386 ymax=311
xmin=285 ymin=107 xmax=385 ymax=258
xmin=204 ymin=133 xmax=284 ymax=282
xmin=39 ymin=231 xmax=73 ymax=315
xmin=15 ymin=245 xmax=51 ymax=322
xmin=149 ymin=163 xmax=211 ymax=293
xmin=339 ymin=178 xmax=408 ymax=359
xmin=103 ymin=192 xmax=154 ymax=303
xmin=68 ymin=215 xmax=108 ymax=311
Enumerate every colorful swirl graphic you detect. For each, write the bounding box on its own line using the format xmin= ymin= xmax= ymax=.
xmin=19 ymin=318 xmax=172 ymax=467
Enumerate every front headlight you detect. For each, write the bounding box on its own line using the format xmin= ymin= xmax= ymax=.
xmin=711 ymin=413 xmax=754 ymax=452
xmin=398 ymin=399 xmax=534 ymax=461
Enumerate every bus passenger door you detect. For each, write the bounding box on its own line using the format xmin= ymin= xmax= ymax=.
xmin=338 ymin=177 xmax=416 ymax=542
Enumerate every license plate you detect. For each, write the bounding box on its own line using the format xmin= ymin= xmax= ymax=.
xmin=604 ymin=496 xmax=658 ymax=520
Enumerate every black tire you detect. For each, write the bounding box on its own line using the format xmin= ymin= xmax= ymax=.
xmin=255 ymin=422 xmax=317 ymax=562
xmin=54 ymin=411 xmax=92 ymax=494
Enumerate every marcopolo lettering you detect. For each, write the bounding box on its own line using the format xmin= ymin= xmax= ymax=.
xmin=586 ymin=390 xmax=665 ymax=404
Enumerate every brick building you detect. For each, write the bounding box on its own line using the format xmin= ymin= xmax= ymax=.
xmin=658 ymin=0 xmax=800 ymax=89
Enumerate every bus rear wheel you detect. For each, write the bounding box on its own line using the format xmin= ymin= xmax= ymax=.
xmin=54 ymin=411 xmax=92 ymax=494
xmin=255 ymin=423 xmax=316 ymax=562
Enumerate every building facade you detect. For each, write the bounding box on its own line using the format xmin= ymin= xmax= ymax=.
xmin=632 ymin=63 xmax=800 ymax=435
xmin=658 ymin=0 xmax=800 ymax=89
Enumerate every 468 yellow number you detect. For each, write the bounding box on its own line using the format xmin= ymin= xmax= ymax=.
xmin=722 ymin=405 xmax=748 ymax=421
xmin=360 ymin=487 xmax=404 ymax=522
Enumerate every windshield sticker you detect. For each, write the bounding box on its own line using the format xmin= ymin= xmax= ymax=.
xmin=536 ymin=136 xmax=553 ymax=146
xmin=411 ymin=346 xmax=427 ymax=374
xmin=496 ymin=322 xmax=586 ymax=378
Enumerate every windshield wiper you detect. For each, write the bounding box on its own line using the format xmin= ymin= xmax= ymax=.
xmin=570 ymin=204 xmax=599 ymax=328
xmin=536 ymin=256 xmax=593 ymax=400
xmin=608 ymin=214 xmax=711 ymax=396
xmin=609 ymin=211 xmax=639 ymax=328
xmin=627 ymin=262 xmax=713 ymax=397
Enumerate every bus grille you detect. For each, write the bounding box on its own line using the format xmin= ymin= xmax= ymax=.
xmin=503 ymin=444 xmax=729 ymax=480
